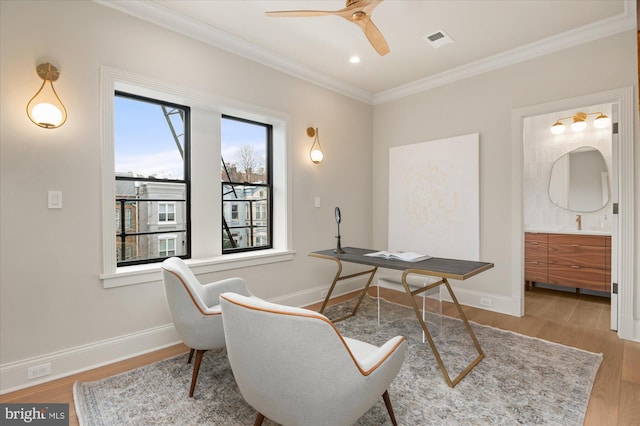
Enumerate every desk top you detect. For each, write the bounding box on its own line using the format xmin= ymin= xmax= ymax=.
xmin=309 ymin=247 xmax=494 ymax=281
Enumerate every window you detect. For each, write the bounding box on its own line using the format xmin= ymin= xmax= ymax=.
xmin=159 ymin=236 xmax=177 ymax=257
xmin=114 ymin=92 xmax=190 ymax=266
xmin=159 ymin=202 xmax=176 ymax=223
xmin=221 ymin=116 xmax=272 ymax=254
xmin=101 ymin=68 xmax=293 ymax=288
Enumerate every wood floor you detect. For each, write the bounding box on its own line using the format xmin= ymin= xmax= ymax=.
xmin=2 ymin=286 xmax=639 ymax=425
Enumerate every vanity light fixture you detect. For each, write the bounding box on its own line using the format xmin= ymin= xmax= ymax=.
xmin=550 ymin=111 xmax=610 ymax=135
xmin=26 ymin=62 xmax=67 ymax=129
xmin=307 ymin=127 xmax=324 ymax=164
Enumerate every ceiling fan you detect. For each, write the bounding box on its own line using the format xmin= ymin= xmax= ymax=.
xmin=265 ymin=0 xmax=390 ymax=56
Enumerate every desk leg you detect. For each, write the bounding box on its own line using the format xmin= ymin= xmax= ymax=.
xmin=316 ymin=257 xmax=377 ymax=322
xmin=401 ymin=274 xmax=484 ymax=388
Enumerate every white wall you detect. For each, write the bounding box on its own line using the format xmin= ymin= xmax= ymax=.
xmin=372 ymin=31 xmax=638 ymax=313
xmin=0 ymin=0 xmax=373 ymax=392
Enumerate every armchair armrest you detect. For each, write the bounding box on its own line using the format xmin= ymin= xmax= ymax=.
xmin=345 ymin=335 xmax=407 ymax=374
xmin=202 ymin=277 xmax=252 ymax=308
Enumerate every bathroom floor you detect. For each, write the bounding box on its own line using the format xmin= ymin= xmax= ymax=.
xmin=525 ymin=285 xmax=611 ymax=332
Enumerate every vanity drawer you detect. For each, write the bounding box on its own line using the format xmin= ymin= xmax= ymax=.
xmin=547 ymin=243 xmax=606 ymax=269
xmin=525 ymin=233 xmax=547 ymax=262
xmin=547 ymin=264 xmax=607 ymax=291
xmin=525 ymin=261 xmax=547 ymax=283
xmin=548 ymin=233 xmax=606 ymax=247
xmin=525 ymin=232 xmax=548 ymax=243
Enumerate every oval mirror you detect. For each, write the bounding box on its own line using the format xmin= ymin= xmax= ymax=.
xmin=548 ymin=146 xmax=609 ymax=212
xmin=335 ymin=207 xmax=341 ymax=224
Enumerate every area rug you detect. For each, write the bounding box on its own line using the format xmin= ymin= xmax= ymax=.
xmin=74 ymin=296 xmax=602 ymax=425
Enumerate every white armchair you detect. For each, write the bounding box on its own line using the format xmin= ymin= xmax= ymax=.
xmin=220 ymin=292 xmax=408 ymax=426
xmin=161 ymin=257 xmax=253 ymax=397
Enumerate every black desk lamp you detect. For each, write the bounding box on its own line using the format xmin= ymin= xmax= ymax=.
xmin=334 ymin=207 xmax=345 ymax=254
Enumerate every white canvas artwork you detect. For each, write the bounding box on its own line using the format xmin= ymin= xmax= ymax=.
xmin=388 ymin=133 xmax=479 ymax=261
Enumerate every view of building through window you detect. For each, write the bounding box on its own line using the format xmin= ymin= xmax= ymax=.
xmin=221 ymin=116 xmax=272 ymax=253
xmin=114 ymin=92 xmax=189 ymax=266
xmin=114 ymin=93 xmax=273 ymax=266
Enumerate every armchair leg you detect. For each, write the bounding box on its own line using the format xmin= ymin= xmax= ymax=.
xmin=189 ymin=349 xmax=207 ymax=397
xmin=187 ymin=348 xmax=195 ymax=364
xmin=254 ymin=413 xmax=265 ymax=426
xmin=382 ymin=390 xmax=398 ymax=426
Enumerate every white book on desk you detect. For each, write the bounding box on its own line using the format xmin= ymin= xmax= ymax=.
xmin=364 ymin=251 xmax=431 ymax=262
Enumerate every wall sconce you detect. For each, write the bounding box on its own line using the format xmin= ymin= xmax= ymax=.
xmin=26 ymin=62 xmax=67 ymax=129
xmin=550 ymin=111 xmax=610 ymax=135
xmin=307 ymin=127 xmax=324 ymax=164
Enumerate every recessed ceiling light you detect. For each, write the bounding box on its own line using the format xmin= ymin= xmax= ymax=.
xmin=349 ymin=56 xmax=361 ymax=64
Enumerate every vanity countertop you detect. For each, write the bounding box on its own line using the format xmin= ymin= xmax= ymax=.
xmin=525 ymin=229 xmax=611 ymax=236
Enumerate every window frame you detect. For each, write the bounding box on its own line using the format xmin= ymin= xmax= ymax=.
xmin=100 ymin=66 xmax=294 ymax=289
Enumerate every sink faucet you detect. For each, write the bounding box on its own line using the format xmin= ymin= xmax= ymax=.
xmin=576 ymin=214 xmax=582 ymax=231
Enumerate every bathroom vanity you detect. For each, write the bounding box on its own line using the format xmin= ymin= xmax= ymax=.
xmin=525 ymin=231 xmax=611 ymax=293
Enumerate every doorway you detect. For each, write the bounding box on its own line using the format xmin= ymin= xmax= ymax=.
xmin=511 ymin=86 xmax=634 ymax=340
xmin=522 ymin=102 xmax=616 ymax=329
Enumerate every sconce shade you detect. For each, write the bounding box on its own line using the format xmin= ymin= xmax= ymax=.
xmin=550 ymin=121 xmax=565 ymax=135
xmin=307 ymin=127 xmax=324 ymax=164
xmin=593 ymin=113 xmax=610 ymax=128
xmin=571 ymin=119 xmax=587 ymax=132
xmin=26 ymin=63 xmax=67 ymax=129
xmin=570 ymin=112 xmax=587 ymax=132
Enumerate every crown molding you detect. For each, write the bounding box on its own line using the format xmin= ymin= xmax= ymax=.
xmin=93 ymin=0 xmax=635 ymax=106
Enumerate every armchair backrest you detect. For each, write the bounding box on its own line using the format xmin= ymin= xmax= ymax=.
xmin=162 ymin=257 xmax=210 ymax=311
xmin=220 ymin=292 xmax=386 ymax=425
xmin=161 ymin=257 xmax=224 ymax=349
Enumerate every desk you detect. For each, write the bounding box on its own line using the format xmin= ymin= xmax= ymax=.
xmin=309 ymin=247 xmax=494 ymax=387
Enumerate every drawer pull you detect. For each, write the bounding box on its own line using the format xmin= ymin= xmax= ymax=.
xmin=571 ymin=265 xmax=580 ymax=269
xmin=571 ymin=244 xmax=580 ymax=247
xmin=530 ymin=242 xmax=539 ymax=245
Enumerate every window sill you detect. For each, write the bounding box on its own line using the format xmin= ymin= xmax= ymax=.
xmin=101 ymin=249 xmax=295 ymax=289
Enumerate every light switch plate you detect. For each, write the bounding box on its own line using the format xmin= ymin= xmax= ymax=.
xmin=48 ymin=191 xmax=62 ymax=209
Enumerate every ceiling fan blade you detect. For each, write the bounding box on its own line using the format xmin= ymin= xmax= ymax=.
xmin=265 ymin=10 xmax=335 ymax=18
xmin=355 ymin=17 xmax=390 ymax=56
xmin=266 ymin=0 xmax=389 ymax=55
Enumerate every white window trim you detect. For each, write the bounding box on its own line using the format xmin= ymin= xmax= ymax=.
xmin=100 ymin=66 xmax=294 ymax=289
xmin=158 ymin=234 xmax=177 ymax=257
xmin=158 ymin=202 xmax=177 ymax=224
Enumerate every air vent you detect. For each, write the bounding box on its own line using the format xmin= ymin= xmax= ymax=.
xmin=423 ymin=30 xmax=454 ymax=48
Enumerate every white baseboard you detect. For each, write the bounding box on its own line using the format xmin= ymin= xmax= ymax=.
xmin=1 ymin=324 xmax=180 ymax=394
xmin=377 ymin=276 xmax=518 ymax=316
xmin=269 ymin=275 xmax=371 ymax=308
xmin=618 ymin=314 xmax=640 ymax=342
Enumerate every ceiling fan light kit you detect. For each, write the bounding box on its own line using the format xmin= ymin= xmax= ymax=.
xmin=266 ymin=0 xmax=390 ymax=56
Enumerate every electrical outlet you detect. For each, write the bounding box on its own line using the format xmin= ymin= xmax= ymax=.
xmin=480 ymin=297 xmax=493 ymax=307
xmin=27 ymin=363 xmax=51 ymax=380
